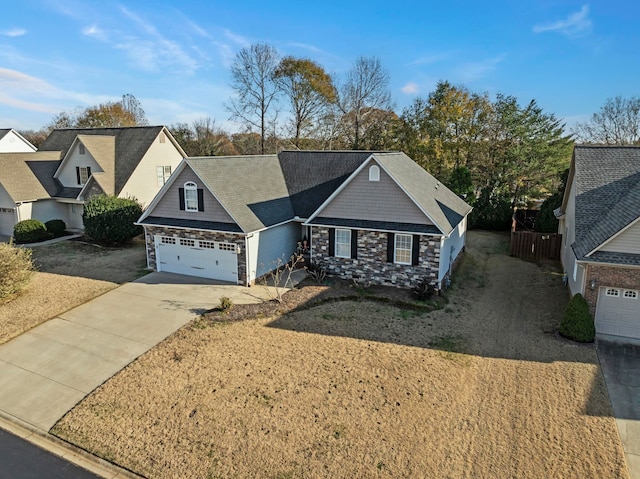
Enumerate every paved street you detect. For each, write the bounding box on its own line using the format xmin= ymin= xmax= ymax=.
xmin=0 ymin=428 xmax=100 ymax=479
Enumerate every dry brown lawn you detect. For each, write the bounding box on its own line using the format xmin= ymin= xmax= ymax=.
xmin=0 ymin=237 xmax=147 ymax=344
xmin=52 ymin=231 xmax=629 ymax=479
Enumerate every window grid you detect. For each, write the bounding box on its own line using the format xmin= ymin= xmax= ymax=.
xmin=156 ymin=165 xmax=172 ymax=186
xmin=623 ymin=290 xmax=638 ymax=299
xmin=219 ymin=243 xmax=236 ymax=251
xmin=606 ymin=288 xmax=620 ymax=297
xmin=395 ymin=234 xmax=412 ymax=265
xmin=199 ymin=241 xmax=216 ymax=249
xmin=79 ymin=167 xmax=89 ymax=185
xmin=184 ymin=182 xmax=198 ymax=212
xmin=180 ymin=239 xmax=196 ymax=247
xmin=161 ymin=237 xmax=176 ymax=244
xmin=335 ymin=229 xmax=351 ymax=258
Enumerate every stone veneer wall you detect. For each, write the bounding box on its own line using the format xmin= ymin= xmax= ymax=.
xmin=311 ymin=227 xmax=440 ymax=288
xmin=143 ymin=226 xmax=247 ymax=286
xmin=584 ymin=263 xmax=640 ymax=316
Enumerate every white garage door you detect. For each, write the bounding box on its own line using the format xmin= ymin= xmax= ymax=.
xmin=595 ymin=287 xmax=640 ymax=340
xmin=0 ymin=208 xmax=16 ymax=236
xmin=155 ymin=236 xmax=238 ymax=283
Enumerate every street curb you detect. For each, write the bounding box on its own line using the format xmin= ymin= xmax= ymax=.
xmin=0 ymin=411 xmax=145 ymax=479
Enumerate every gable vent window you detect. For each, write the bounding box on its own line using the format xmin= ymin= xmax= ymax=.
xmin=79 ymin=143 xmax=85 ymax=155
xmin=369 ymin=165 xmax=380 ymax=181
xmin=159 ymin=132 xmax=166 ymax=143
xmin=179 ymin=181 xmax=204 ymax=212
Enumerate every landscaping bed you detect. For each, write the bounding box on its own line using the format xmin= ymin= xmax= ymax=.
xmin=0 ymin=237 xmax=147 ymax=344
xmin=51 ymin=231 xmax=629 ymax=478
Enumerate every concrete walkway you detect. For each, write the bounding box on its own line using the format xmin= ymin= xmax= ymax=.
xmin=597 ymin=338 xmax=640 ymax=479
xmin=0 ymin=272 xmax=277 ymax=432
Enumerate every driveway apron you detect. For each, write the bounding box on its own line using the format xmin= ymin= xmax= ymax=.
xmin=0 ymin=272 xmax=275 ymax=431
xmin=597 ymin=339 xmax=640 ymax=479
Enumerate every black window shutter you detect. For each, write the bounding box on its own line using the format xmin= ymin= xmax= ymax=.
xmin=328 ymin=229 xmax=335 ymax=256
xmin=197 ymin=189 xmax=204 ymax=211
xmin=76 ymin=167 xmax=80 ymax=185
xmin=351 ymin=230 xmax=358 ymax=259
xmin=178 ymin=188 xmax=185 ymax=210
xmin=387 ymin=233 xmax=395 ymax=262
xmin=87 ymin=166 xmax=91 ymax=178
xmin=412 ymin=235 xmax=420 ymax=266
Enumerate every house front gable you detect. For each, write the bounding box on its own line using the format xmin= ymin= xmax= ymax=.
xmin=144 ymin=164 xmax=237 ymax=226
xmin=0 ymin=129 xmax=36 ymax=153
xmin=54 ymin=139 xmax=105 ymax=189
xmin=119 ymin=128 xmax=184 ymax=207
xmin=316 ymin=158 xmax=434 ymax=226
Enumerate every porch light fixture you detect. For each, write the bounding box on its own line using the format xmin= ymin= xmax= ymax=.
xmin=590 ymin=279 xmax=596 ymax=290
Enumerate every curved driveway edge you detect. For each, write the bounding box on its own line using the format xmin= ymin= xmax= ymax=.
xmin=0 ymin=272 xmax=277 ymax=432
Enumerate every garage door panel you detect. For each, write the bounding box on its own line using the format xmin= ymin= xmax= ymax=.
xmin=0 ymin=209 xmax=16 ymax=236
xmin=596 ymin=287 xmax=640 ymax=340
xmin=155 ymin=236 xmax=238 ymax=283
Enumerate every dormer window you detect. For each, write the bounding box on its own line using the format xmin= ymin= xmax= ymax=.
xmin=369 ymin=165 xmax=380 ymax=181
xmin=184 ymin=182 xmax=198 ymax=211
xmin=79 ymin=143 xmax=85 ymax=155
xmin=76 ymin=166 xmax=91 ymax=186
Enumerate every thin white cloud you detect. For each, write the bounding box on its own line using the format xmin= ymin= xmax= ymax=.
xmin=224 ymin=29 xmax=251 ymax=48
xmin=533 ymin=5 xmax=592 ymax=38
xmin=0 ymin=67 xmax=107 ymax=113
xmin=455 ymin=54 xmax=505 ymax=83
xmin=2 ymin=28 xmax=27 ymax=37
xmin=408 ymin=52 xmax=450 ymax=66
xmin=401 ymin=82 xmax=419 ymax=95
xmin=82 ymin=24 xmax=108 ymax=41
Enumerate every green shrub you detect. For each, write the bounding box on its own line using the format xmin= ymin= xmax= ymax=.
xmin=219 ymin=296 xmax=233 ymax=313
xmin=45 ymin=219 xmax=67 ymax=238
xmin=559 ymin=293 xmax=595 ymax=342
xmin=13 ymin=219 xmax=49 ymax=244
xmin=82 ymin=195 xmax=143 ymax=245
xmin=0 ymin=242 xmax=34 ymax=302
xmin=468 ymin=187 xmax=513 ymax=231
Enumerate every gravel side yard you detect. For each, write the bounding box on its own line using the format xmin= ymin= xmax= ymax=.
xmin=0 ymin=237 xmax=147 ymax=344
xmin=52 ymin=231 xmax=629 ymax=479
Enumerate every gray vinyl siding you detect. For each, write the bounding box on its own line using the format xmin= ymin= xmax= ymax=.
xmin=149 ymin=167 xmax=235 ymax=223
xmin=249 ymin=222 xmax=300 ymax=280
xmin=319 ymin=162 xmax=432 ymax=225
xmin=439 ymin=216 xmax=467 ymax=283
xmin=599 ymin=219 xmax=640 ymax=254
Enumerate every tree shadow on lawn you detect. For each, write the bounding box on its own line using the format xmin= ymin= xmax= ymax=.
xmin=264 ymin=230 xmax=613 ymax=418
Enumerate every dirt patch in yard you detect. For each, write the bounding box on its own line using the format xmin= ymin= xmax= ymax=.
xmin=0 ymin=237 xmax=147 ymax=344
xmin=52 ymin=231 xmax=629 ymax=479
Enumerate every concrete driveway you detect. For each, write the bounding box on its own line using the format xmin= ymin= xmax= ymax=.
xmin=0 ymin=272 xmax=277 ymax=432
xmin=597 ymin=339 xmax=640 ymax=478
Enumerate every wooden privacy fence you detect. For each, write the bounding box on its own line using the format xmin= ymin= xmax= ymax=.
xmin=509 ymin=231 xmax=562 ymax=261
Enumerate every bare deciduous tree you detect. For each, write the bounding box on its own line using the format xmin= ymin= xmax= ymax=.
xmin=226 ymin=43 xmax=280 ymax=154
xmin=338 ymin=57 xmax=393 ymax=149
xmin=572 ymin=96 xmax=640 ymax=145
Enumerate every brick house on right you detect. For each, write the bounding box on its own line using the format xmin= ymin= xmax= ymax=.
xmin=556 ymin=145 xmax=640 ymax=341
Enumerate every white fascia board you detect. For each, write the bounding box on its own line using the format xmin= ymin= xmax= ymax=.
xmin=161 ymin=126 xmax=188 ymax=158
xmin=136 ymin=222 xmax=246 ymax=236
xmin=585 ymin=215 xmax=640 ymax=257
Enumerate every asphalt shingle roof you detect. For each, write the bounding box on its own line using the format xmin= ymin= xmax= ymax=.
xmin=149 ymin=151 xmax=471 ymax=236
xmin=39 ymin=126 xmax=167 ymax=195
xmin=571 ymin=145 xmax=640 ymax=260
xmin=0 ymin=129 xmax=10 ymax=141
xmin=0 ymin=152 xmax=62 ymax=201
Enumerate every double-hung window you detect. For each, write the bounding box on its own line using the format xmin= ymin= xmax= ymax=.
xmin=79 ymin=167 xmax=90 ymax=185
xmin=335 ymin=229 xmax=351 ymax=258
xmin=157 ymin=166 xmax=172 ymax=186
xmin=394 ymin=234 xmax=412 ymax=265
xmin=184 ymin=182 xmax=198 ymax=212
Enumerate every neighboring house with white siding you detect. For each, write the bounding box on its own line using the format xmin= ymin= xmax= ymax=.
xmin=0 ymin=126 xmax=185 ymax=237
xmin=556 ymin=145 xmax=640 ymax=341
xmin=0 ymin=129 xmax=36 ymax=153
xmin=138 ymin=151 xmax=472 ymax=288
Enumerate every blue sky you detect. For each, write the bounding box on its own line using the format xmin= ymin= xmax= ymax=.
xmin=1 ymin=1 xmax=638 ymax=133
